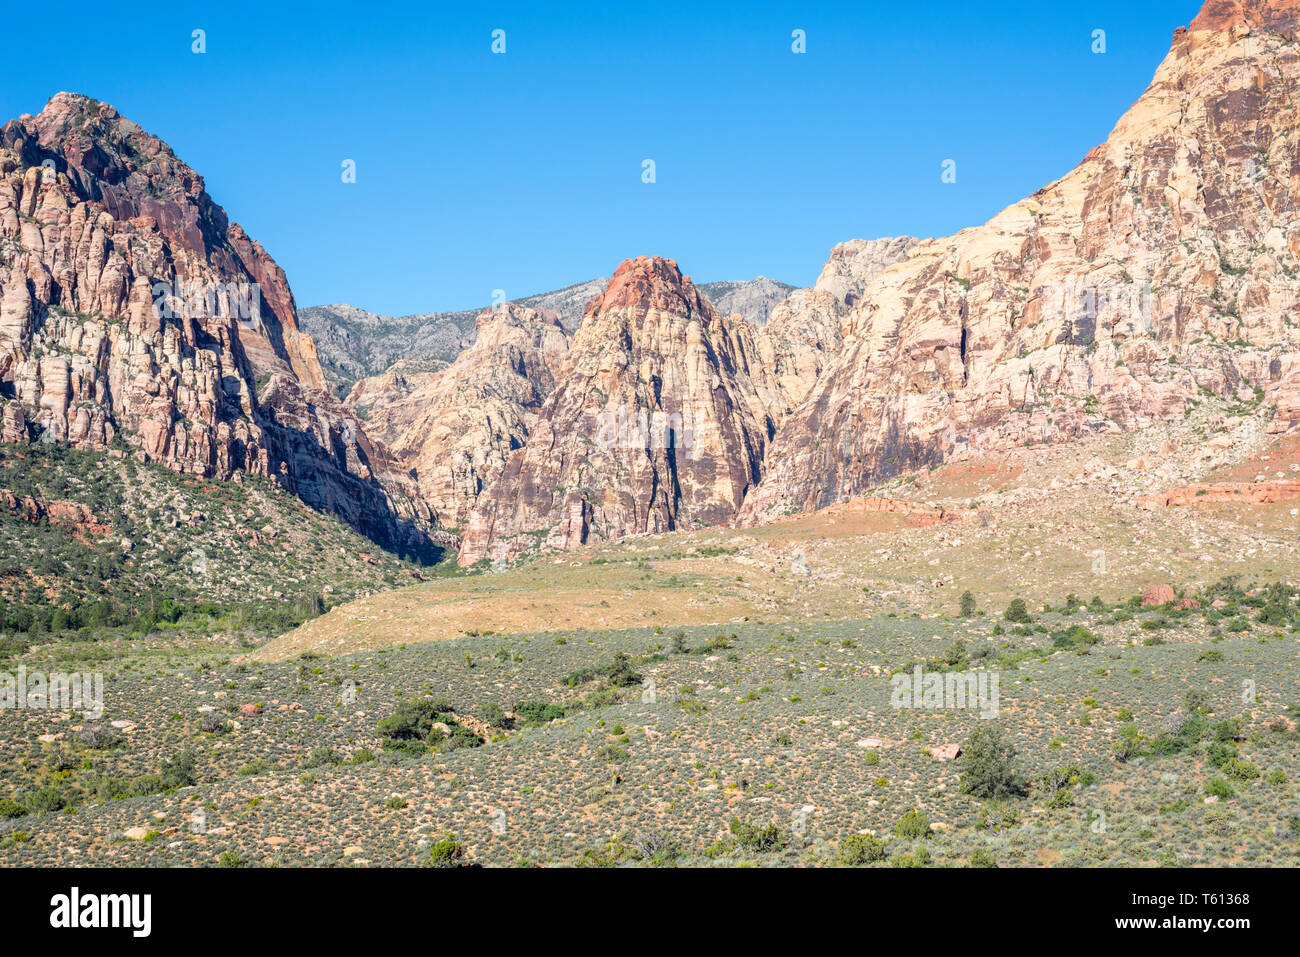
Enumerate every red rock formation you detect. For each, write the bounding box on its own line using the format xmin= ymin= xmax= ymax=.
xmin=1135 ymin=479 xmax=1300 ymax=508
xmin=1142 ymin=584 xmax=1177 ymax=606
xmin=2 ymin=488 xmax=111 ymax=537
xmin=458 ymin=257 xmax=770 ymax=564
xmin=844 ymin=496 xmax=951 ymax=526
xmin=0 ymin=94 xmax=434 ymax=555
xmin=1181 ymin=0 xmax=1300 ymax=39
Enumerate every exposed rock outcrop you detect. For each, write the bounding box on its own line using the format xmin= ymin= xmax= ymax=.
xmin=305 ymin=277 xmax=798 ymax=396
xmin=697 ymin=277 xmax=798 ymax=327
xmin=727 ymin=237 xmax=919 ymax=424
xmin=346 ymin=303 xmax=569 ymax=528
xmin=458 ymin=257 xmax=771 ymax=564
xmin=300 ymin=278 xmax=605 ymax=396
xmin=1135 ymin=479 xmax=1300 ymax=507
xmin=0 ymin=93 xmax=435 ymax=555
xmin=739 ymin=3 xmax=1300 ymax=525
xmin=2 ymin=487 xmax=111 ymax=537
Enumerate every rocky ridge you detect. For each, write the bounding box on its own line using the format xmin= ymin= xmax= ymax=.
xmin=0 ymin=93 xmax=435 ymax=556
xmin=457 ymin=256 xmax=771 ymax=564
xmin=299 ymin=277 xmax=605 ymax=396
xmin=346 ymin=303 xmax=569 ymax=529
xmin=304 ymin=277 xmax=799 ymax=396
xmin=739 ymin=2 xmax=1300 ymax=524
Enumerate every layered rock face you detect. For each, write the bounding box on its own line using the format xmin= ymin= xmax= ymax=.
xmin=0 ymin=93 xmax=434 ymax=554
xmin=740 ymin=2 xmax=1300 ymax=523
xmin=346 ymin=303 xmax=569 ymax=528
xmin=304 ymin=277 xmax=798 ymax=396
xmin=727 ymin=237 xmax=919 ymax=425
xmin=458 ymin=256 xmax=770 ymax=564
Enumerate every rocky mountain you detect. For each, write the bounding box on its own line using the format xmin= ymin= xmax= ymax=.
xmin=0 ymin=93 xmax=436 ymax=557
xmin=739 ymin=0 xmax=1300 ymax=524
xmin=457 ymin=256 xmax=771 ymax=564
xmin=296 ymin=304 xmax=472 ymax=396
xmin=299 ymin=279 xmax=605 ymax=395
xmin=346 ymin=303 xmax=569 ymax=529
xmin=696 ymin=277 xmax=797 ymax=326
xmin=304 ymin=277 xmax=797 ymax=396
xmin=727 ymin=237 xmax=919 ymax=424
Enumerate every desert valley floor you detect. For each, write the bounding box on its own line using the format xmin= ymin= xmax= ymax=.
xmin=2 ymin=398 xmax=1298 ymax=867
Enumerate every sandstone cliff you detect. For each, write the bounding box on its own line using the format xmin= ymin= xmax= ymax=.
xmin=739 ymin=0 xmax=1300 ymax=524
xmin=457 ymin=257 xmax=770 ymax=564
xmin=0 ymin=93 xmax=435 ymax=556
xmin=727 ymin=237 xmax=919 ymax=426
xmin=304 ymin=277 xmax=796 ymax=396
xmin=346 ymin=303 xmax=569 ymax=529
xmin=300 ymin=278 xmax=605 ymax=396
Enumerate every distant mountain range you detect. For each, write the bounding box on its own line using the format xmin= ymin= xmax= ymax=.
xmin=300 ymin=277 xmax=797 ymax=395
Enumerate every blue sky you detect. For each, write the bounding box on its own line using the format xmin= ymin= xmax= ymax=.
xmin=2 ymin=0 xmax=1199 ymax=314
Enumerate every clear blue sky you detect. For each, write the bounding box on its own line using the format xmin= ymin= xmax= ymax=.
xmin=1 ymin=0 xmax=1200 ymax=315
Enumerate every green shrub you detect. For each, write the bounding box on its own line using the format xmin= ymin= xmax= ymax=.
xmin=479 ymin=701 xmax=509 ymax=728
xmin=839 ymin=832 xmax=886 ymax=865
xmin=1222 ymin=758 xmax=1260 ymax=781
xmin=1003 ymin=599 xmax=1032 ymax=623
xmin=302 ymin=746 xmax=339 ymax=769
xmin=428 ymin=835 xmax=468 ymax=867
xmin=513 ymin=700 xmax=565 ymax=724
xmin=894 ymin=809 xmax=932 ymax=840
xmin=159 ymin=750 xmax=197 ymax=790
xmin=728 ymin=817 xmax=784 ymax=852
xmin=377 ymin=697 xmax=454 ymax=741
xmin=958 ymin=724 xmax=1025 ymax=799
xmin=25 ymin=786 xmax=66 ymax=814
xmin=1204 ymin=777 xmax=1234 ymax=799
xmin=1206 ymin=742 xmax=1235 ymax=768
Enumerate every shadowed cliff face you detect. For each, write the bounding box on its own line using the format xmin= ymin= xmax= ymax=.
xmin=738 ymin=0 xmax=1300 ymax=524
xmin=0 ymin=93 xmax=437 ymax=558
xmin=457 ymin=256 xmax=771 ymax=565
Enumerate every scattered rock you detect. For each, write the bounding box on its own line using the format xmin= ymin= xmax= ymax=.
xmin=1141 ymin=584 xmax=1176 ymax=606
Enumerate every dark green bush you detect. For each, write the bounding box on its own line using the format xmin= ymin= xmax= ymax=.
xmin=958 ymin=724 xmax=1025 ymax=799
xmin=839 ymin=832 xmax=886 ymax=865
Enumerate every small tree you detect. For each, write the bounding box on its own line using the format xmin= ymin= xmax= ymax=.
xmin=958 ymin=724 xmax=1025 ymax=800
xmin=479 ymin=701 xmax=509 ymax=729
xmin=159 ymin=750 xmax=197 ymax=790
xmin=959 ymin=591 xmax=977 ymax=617
xmin=428 ymin=834 xmax=468 ymax=867
xmin=1003 ymin=599 xmax=1032 ymax=623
